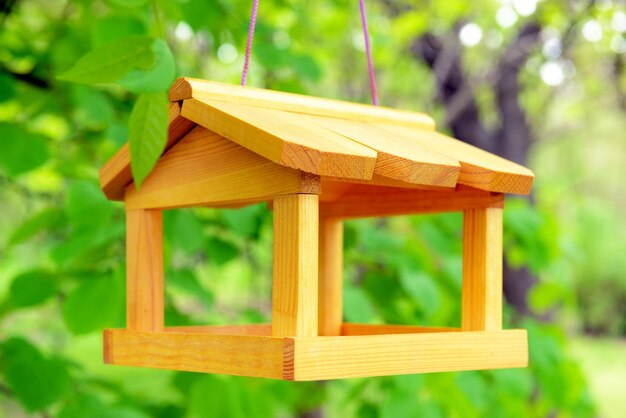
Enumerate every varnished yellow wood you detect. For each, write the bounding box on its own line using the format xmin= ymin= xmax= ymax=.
xmin=288 ymin=330 xmax=527 ymax=381
xmin=272 ymin=194 xmax=319 ymax=337
xmin=126 ymin=209 xmax=163 ymax=331
xmin=341 ymin=323 xmax=457 ymax=335
xmin=169 ymin=77 xmax=436 ymax=129
xmin=164 ymin=324 xmax=272 ymax=336
xmin=104 ymin=329 xmax=284 ymax=378
xmin=181 ymin=98 xmax=378 ymax=180
xmin=322 ymin=174 xmax=456 ymax=191
xmin=372 ymin=124 xmax=534 ymax=194
xmin=104 ymin=327 xmax=526 ymax=380
xmin=318 ymin=217 xmax=343 ymax=336
xmin=304 ymin=115 xmax=460 ymax=186
xmin=124 ymin=126 xmax=320 ymax=210
xmin=462 ymin=207 xmax=503 ymax=331
xmin=319 ymin=184 xmax=504 ymax=218
xmin=100 ymin=102 xmax=195 ymax=201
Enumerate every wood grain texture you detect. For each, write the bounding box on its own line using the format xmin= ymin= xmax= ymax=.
xmin=321 ymin=174 xmax=456 ymax=191
xmin=304 ymin=115 xmax=460 ymax=186
xmin=126 ymin=209 xmax=163 ymax=331
xmin=100 ymin=102 xmax=195 ymax=201
xmin=341 ymin=323 xmax=457 ymax=336
xmin=164 ymin=324 xmax=272 ymax=336
xmin=124 ymin=126 xmax=320 ymax=210
xmin=319 ymin=184 xmax=504 ymax=218
xmin=169 ymin=77 xmax=435 ymax=129
xmin=462 ymin=207 xmax=503 ymax=331
xmin=104 ymin=329 xmax=284 ymax=378
xmin=372 ymin=123 xmax=534 ymax=194
xmin=272 ymin=194 xmax=319 ymax=337
xmin=318 ymin=217 xmax=343 ymax=336
xmin=181 ymin=98 xmax=378 ymax=180
xmin=288 ymin=330 xmax=527 ymax=380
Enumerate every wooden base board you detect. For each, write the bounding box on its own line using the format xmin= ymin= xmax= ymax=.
xmin=104 ymin=324 xmax=527 ymax=381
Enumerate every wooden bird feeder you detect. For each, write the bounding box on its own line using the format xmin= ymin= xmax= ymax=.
xmin=100 ymin=78 xmax=534 ymax=381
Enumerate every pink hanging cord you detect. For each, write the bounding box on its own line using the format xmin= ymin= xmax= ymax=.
xmin=240 ymin=0 xmax=379 ymax=105
xmin=241 ymin=0 xmax=259 ymax=86
xmin=358 ymin=0 xmax=379 ymax=106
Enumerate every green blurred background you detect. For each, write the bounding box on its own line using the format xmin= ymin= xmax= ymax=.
xmin=1 ymin=0 xmax=625 ymax=417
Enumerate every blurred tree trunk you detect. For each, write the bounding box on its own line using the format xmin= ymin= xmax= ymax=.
xmin=411 ymin=22 xmax=542 ymax=316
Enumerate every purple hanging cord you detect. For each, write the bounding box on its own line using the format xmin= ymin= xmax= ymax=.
xmin=358 ymin=0 xmax=379 ymax=106
xmin=240 ymin=0 xmax=379 ymax=106
xmin=241 ymin=0 xmax=259 ymax=86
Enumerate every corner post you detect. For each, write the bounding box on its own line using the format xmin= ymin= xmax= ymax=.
xmin=272 ymin=194 xmax=319 ymax=337
xmin=461 ymin=207 xmax=503 ymax=331
xmin=318 ymin=217 xmax=343 ymax=336
xmin=126 ymin=209 xmax=164 ymax=331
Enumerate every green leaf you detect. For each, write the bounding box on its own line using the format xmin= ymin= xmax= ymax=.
xmin=343 ymin=285 xmax=378 ymax=323
xmin=62 ymin=276 xmax=123 ymax=334
xmin=119 ymin=39 xmax=176 ymax=93
xmin=59 ymin=394 xmax=151 ymax=418
xmin=65 ymin=180 xmax=113 ymax=228
xmin=51 ymin=224 xmax=124 ymax=268
xmin=222 ymin=204 xmax=264 ymax=239
xmin=91 ymin=15 xmax=147 ymax=47
xmin=9 ymin=271 xmax=58 ymax=308
xmin=0 ymin=72 xmax=16 ymax=102
xmin=0 ymin=123 xmax=49 ymax=177
xmin=164 ymin=210 xmax=204 ymax=253
xmin=399 ymin=270 xmax=441 ymax=316
xmin=70 ymin=85 xmax=115 ymax=129
xmin=206 ymin=236 xmax=239 ymax=265
xmin=169 ymin=269 xmax=213 ymax=303
xmin=0 ymin=338 xmax=71 ymax=411
xmin=129 ymin=92 xmax=169 ymax=187
xmin=57 ymin=35 xmax=155 ymax=85
xmin=8 ymin=208 xmax=64 ymax=246
xmin=107 ymin=0 xmax=148 ymax=7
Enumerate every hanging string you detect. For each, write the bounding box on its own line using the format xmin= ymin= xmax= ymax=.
xmin=241 ymin=0 xmax=259 ymax=86
xmin=358 ymin=0 xmax=378 ymax=106
xmin=240 ymin=0 xmax=379 ymax=105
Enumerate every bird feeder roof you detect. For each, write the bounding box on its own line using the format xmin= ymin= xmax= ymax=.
xmin=100 ymin=77 xmax=534 ymax=201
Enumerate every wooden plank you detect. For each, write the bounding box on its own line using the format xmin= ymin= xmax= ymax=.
xmin=181 ymin=98 xmax=378 ymax=180
xmin=170 ymin=77 xmax=435 ymax=129
xmin=104 ymin=329 xmax=284 ymax=379
xmin=341 ymin=323 xmax=458 ymax=336
xmin=318 ymin=217 xmax=343 ymax=336
xmin=319 ymin=184 xmax=504 ymax=218
xmin=371 ymin=124 xmax=534 ymax=194
xmin=100 ymin=102 xmax=195 ymax=201
xmin=125 ymin=126 xmax=320 ymax=210
xmin=126 ymin=209 xmax=164 ymax=331
xmin=304 ymin=115 xmax=460 ymax=186
xmin=272 ymin=194 xmax=319 ymax=337
xmin=288 ymin=330 xmax=527 ymax=380
xmin=462 ymin=208 xmax=503 ymax=331
xmin=164 ymin=324 xmax=272 ymax=336
xmin=321 ymin=174 xmax=456 ymax=191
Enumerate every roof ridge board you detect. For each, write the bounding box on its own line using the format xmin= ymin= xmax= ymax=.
xmin=170 ymin=77 xmax=435 ymax=130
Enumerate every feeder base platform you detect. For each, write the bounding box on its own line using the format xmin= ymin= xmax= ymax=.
xmin=103 ymin=323 xmax=527 ymax=381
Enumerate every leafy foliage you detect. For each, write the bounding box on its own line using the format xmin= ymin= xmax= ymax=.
xmin=0 ymin=0 xmax=620 ymax=416
xmin=128 ymin=92 xmax=169 ymax=187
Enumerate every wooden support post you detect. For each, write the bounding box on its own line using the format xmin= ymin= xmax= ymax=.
xmin=318 ymin=217 xmax=343 ymax=336
xmin=126 ymin=209 xmax=164 ymax=331
xmin=461 ymin=207 xmax=503 ymax=331
xmin=272 ymin=194 xmax=319 ymax=337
